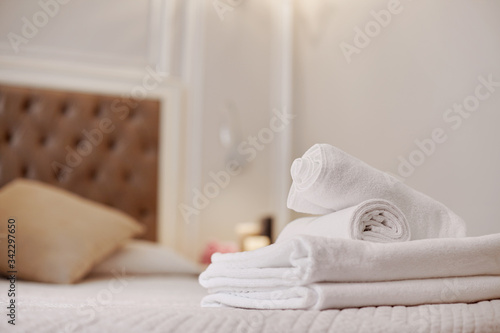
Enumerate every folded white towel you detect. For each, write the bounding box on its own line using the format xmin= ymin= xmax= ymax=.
xmin=287 ymin=144 xmax=466 ymax=239
xmin=277 ymin=199 xmax=410 ymax=243
xmin=202 ymin=275 xmax=500 ymax=310
xmin=199 ymin=234 xmax=500 ymax=291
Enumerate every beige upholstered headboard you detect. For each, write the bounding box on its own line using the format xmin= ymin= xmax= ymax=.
xmin=0 ymin=84 xmax=160 ymax=241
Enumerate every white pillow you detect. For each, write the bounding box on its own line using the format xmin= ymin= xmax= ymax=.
xmin=90 ymin=240 xmax=202 ymax=276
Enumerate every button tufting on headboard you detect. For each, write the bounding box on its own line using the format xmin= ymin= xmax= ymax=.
xmin=0 ymin=84 xmax=160 ymax=241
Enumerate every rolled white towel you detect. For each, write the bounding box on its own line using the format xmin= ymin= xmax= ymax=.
xmin=287 ymin=144 xmax=466 ymax=239
xmin=277 ymin=199 xmax=410 ymax=243
xmin=199 ymin=234 xmax=500 ymax=291
xmin=202 ymin=275 xmax=500 ymax=310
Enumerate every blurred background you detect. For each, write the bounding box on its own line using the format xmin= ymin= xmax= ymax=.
xmin=0 ymin=0 xmax=499 ymax=260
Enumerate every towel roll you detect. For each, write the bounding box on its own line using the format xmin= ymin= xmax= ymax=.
xmin=277 ymin=199 xmax=410 ymax=243
xmin=287 ymin=144 xmax=466 ymax=240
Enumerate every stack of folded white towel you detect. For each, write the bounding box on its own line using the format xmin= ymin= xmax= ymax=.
xmin=199 ymin=144 xmax=500 ymax=310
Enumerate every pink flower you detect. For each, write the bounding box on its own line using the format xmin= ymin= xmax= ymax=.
xmin=200 ymin=241 xmax=238 ymax=264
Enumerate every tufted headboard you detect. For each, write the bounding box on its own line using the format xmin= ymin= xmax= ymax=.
xmin=0 ymin=84 xmax=160 ymax=241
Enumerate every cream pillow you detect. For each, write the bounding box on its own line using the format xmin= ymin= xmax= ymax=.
xmin=0 ymin=178 xmax=144 ymax=283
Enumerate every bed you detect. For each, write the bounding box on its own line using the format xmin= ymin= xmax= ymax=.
xmin=1 ymin=274 xmax=500 ymax=333
xmin=2 ymin=276 xmax=500 ymax=333
xmin=1 ymin=84 xmax=500 ymax=333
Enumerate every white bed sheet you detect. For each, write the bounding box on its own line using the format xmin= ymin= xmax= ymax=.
xmin=1 ymin=275 xmax=499 ymax=333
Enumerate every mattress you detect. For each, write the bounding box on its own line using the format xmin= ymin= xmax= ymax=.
xmin=1 ymin=275 xmax=499 ymax=333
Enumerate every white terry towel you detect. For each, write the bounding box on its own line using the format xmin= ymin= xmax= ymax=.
xmin=287 ymin=144 xmax=466 ymax=240
xmin=201 ymin=275 xmax=500 ymax=310
xmin=199 ymin=234 xmax=500 ymax=291
xmin=277 ymin=199 xmax=410 ymax=243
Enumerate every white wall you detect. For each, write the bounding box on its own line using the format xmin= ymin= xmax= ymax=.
xmin=179 ymin=0 xmax=284 ymax=258
xmin=292 ymin=0 xmax=500 ymax=236
xmin=0 ymin=0 xmax=151 ymax=68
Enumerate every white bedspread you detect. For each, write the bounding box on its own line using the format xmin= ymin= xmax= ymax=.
xmin=1 ymin=275 xmax=499 ymax=333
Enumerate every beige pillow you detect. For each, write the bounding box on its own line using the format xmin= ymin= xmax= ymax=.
xmin=0 ymin=179 xmax=144 ymax=283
